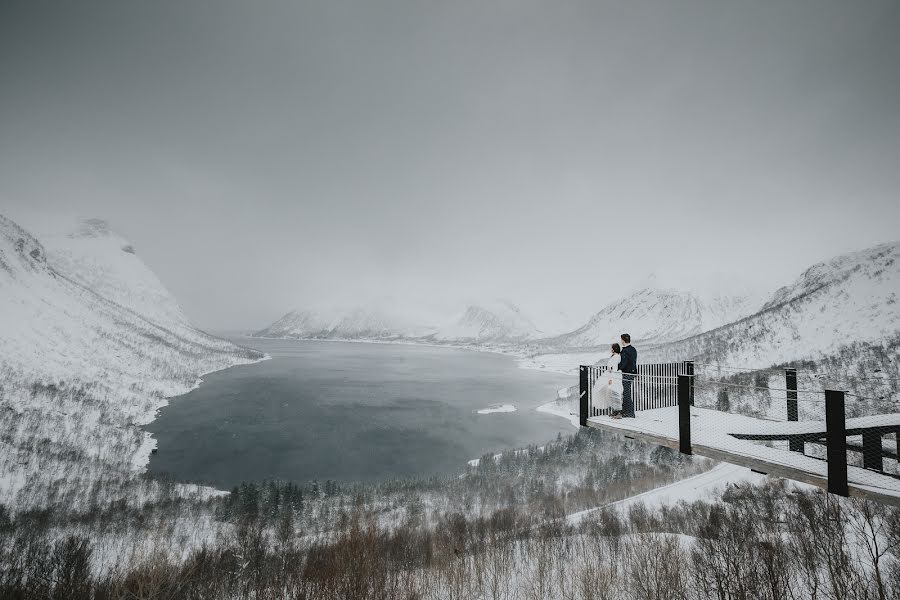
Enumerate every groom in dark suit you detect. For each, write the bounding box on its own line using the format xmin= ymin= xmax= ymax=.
xmin=617 ymin=333 xmax=637 ymax=418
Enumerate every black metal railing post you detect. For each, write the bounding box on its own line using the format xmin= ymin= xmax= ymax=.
xmin=579 ymin=366 xmax=589 ymax=427
xmin=862 ymin=431 xmax=883 ymax=472
xmin=677 ymin=373 xmax=692 ymax=455
xmin=825 ymin=389 xmax=849 ymax=497
xmin=786 ymin=368 xmax=802 ymax=453
xmin=685 ymin=361 xmax=695 ymax=406
xmin=896 ymin=429 xmax=900 ymax=468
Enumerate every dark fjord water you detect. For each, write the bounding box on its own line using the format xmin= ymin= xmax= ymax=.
xmin=146 ymin=338 xmax=571 ymax=488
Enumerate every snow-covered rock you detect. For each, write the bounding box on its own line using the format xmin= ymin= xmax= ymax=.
xmin=0 ymin=213 xmax=263 ymax=510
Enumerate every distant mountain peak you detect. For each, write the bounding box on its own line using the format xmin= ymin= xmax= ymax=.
xmin=543 ymin=286 xmax=757 ymax=350
xmin=254 ymin=299 xmax=546 ymax=343
xmin=434 ymin=300 xmax=542 ymax=342
xmin=70 ymin=218 xmax=113 ymax=239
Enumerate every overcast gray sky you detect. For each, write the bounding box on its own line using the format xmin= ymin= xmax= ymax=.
xmin=2 ymin=0 xmax=899 ymax=331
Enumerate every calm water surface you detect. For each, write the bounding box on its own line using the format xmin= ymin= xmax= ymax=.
xmin=146 ymin=339 xmax=571 ymax=487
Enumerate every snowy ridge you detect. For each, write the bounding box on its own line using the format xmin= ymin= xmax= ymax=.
xmin=541 ymin=288 xmax=756 ymax=350
xmin=0 ymin=213 xmax=263 ymax=510
xmin=643 ymin=240 xmax=900 ymax=368
xmin=254 ymin=305 xmax=440 ymax=340
xmin=256 ymin=288 xmax=755 ymax=352
xmin=22 ymin=214 xmax=192 ymax=329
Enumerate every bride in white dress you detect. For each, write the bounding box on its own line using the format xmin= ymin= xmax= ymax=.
xmin=596 ymin=343 xmax=624 ymax=415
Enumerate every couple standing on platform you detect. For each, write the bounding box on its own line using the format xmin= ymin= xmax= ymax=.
xmin=597 ymin=333 xmax=637 ymax=419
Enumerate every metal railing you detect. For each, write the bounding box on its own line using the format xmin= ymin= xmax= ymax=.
xmin=579 ymin=361 xmax=685 ymax=420
xmin=578 ymin=361 xmax=900 ymax=503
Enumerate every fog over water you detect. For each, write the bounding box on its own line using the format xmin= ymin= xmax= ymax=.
xmin=2 ymin=1 xmax=899 ymax=330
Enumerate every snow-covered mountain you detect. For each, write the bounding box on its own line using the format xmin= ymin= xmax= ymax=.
xmin=18 ymin=215 xmax=192 ymax=329
xmin=255 ymin=299 xmax=546 ymax=343
xmin=0 ymin=213 xmax=263 ymax=510
xmin=644 ymin=240 xmax=900 ymax=368
xmin=541 ymin=288 xmax=756 ymax=350
xmin=254 ymin=305 xmax=438 ymax=340
xmin=257 ymin=289 xmax=755 ymax=349
xmin=433 ymin=301 xmax=543 ymax=342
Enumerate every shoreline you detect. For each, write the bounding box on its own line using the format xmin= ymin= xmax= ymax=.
xmin=138 ymin=352 xmax=273 ymax=474
xmin=242 ymin=333 xmax=531 ymax=361
xmin=242 ymin=333 xmax=594 ymax=375
xmin=143 ymin=336 xmax=586 ymax=494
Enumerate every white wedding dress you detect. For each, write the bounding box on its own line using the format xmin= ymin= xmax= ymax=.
xmin=596 ymin=354 xmax=624 ymax=412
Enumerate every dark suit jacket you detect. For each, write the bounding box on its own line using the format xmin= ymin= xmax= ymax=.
xmin=618 ymin=345 xmax=637 ymax=374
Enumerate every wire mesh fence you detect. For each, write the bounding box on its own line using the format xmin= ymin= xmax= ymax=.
xmin=579 ymin=360 xmax=900 ymax=502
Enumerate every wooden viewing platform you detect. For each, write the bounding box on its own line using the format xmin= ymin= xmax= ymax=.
xmin=580 ymin=362 xmax=900 ymax=507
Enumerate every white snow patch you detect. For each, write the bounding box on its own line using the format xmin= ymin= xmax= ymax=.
xmin=567 ymin=463 xmax=763 ymax=524
xmin=536 ymin=399 xmax=580 ymax=429
xmin=476 ymin=403 xmax=516 ymax=414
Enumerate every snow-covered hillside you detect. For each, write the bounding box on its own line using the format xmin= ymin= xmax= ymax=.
xmin=15 ymin=214 xmax=192 ymax=329
xmin=541 ymin=288 xmax=756 ymax=350
xmin=0 ymin=213 xmax=263 ymax=510
xmin=643 ymin=241 xmax=900 ymax=368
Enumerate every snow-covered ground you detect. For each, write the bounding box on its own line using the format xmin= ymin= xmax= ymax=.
xmin=536 ymin=396 xmax=580 ymax=429
xmin=587 ymin=405 xmax=900 ymax=500
xmin=567 ymin=462 xmax=764 ymax=523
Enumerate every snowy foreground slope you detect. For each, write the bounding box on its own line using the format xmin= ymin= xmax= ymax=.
xmin=0 ymin=213 xmax=263 ymax=510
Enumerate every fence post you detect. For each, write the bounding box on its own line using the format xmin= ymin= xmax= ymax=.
xmin=862 ymin=431 xmax=883 ymax=472
xmin=896 ymin=429 xmax=900 ymax=469
xmin=579 ymin=366 xmax=589 ymax=427
xmin=825 ymin=389 xmax=849 ymax=497
xmin=678 ymin=373 xmax=692 ymax=455
xmin=786 ymin=368 xmax=802 ymax=453
xmin=684 ymin=361 xmax=695 ymax=406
